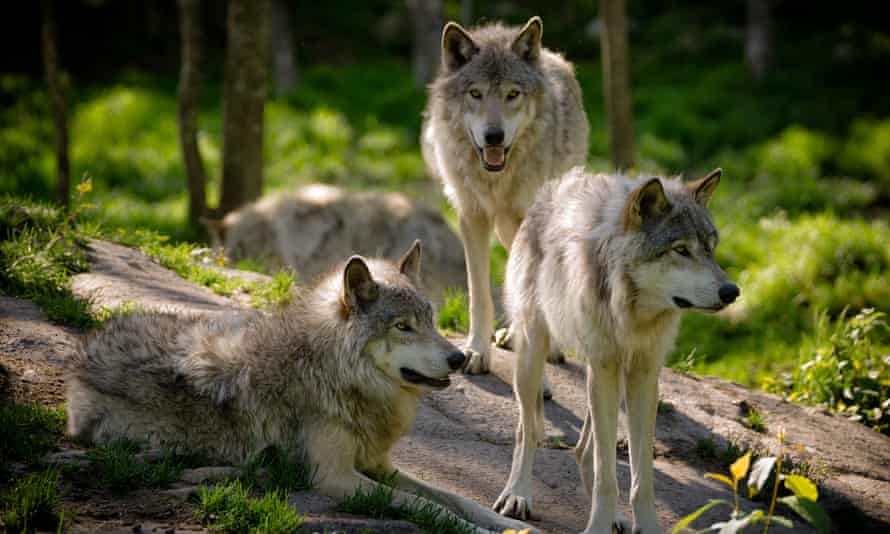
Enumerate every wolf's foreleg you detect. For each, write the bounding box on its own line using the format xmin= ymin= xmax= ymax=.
xmin=624 ymin=358 xmax=661 ymax=534
xmin=459 ymin=212 xmax=494 ymax=374
xmin=582 ymin=356 xmax=623 ymax=534
xmin=493 ymin=317 xmax=548 ymax=520
xmin=390 ymin=470 xmax=539 ymax=533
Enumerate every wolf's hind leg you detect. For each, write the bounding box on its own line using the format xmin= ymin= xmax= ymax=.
xmin=493 ymin=316 xmax=549 ymax=520
xmin=459 ymin=212 xmax=494 ymax=374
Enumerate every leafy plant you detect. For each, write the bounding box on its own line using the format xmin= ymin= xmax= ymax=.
xmin=674 ymin=429 xmax=830 ymax=534
xmin=765 ymin=308 xmax=890 ymax=434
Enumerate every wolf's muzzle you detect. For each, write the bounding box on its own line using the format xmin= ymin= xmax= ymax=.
xmin=718 ymin=283 xmax=740 ymax=304
xmin=447 ymin=351 xmax=467 ymax=370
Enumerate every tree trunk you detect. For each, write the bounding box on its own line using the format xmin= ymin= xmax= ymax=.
xmin=599 ymin=0 xmax=635 ymax=171
xmin=271 ymin=0 xmax=298 ymax=97
xmin=176 ymin=0 xmax=207 ymax=230
xmin=745 ymin=0 xmax=772 ymax=80
xmin=40 ymin=0 xmax=70 ymax=210
xmin=407 ymin=0 xmax=443 ymax=88
xmin=460 ymin=0 xmax=473 ymax=26
xmin=219 ymin=0 xmax=270 ymax=216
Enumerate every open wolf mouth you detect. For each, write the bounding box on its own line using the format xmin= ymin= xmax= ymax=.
xmin=475 ymin=144 xmax=511 ymax=172
xmin=400 ymin=368 xmax=451 ymax=389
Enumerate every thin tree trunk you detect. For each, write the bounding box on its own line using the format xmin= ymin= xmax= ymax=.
xmin=177 ymin=0 xmax=207 ymax=230
xmin=271 ymin=0 xmax=298 ymax=97
xmin=219 ymin=0 xmax=270 ymax=216
xmin=40 ymin=0 xmax=70 ymax=210
xmin=407 ymin=0 xmax=443 ymax=88
xmin=599 ymin=0 xmax=635 ymax=171
xmin=745 ymin=0 xmax=772 ymax=80
xmin=460 ymin=0 xmax=473 ymax=26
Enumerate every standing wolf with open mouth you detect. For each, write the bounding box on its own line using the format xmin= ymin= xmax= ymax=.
xmin=493 ymin=168 xmax=740 ymax=533
xmin=422 ymin=16 xmax=589 ymax=375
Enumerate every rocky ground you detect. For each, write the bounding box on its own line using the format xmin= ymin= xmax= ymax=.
xmin=2 ymin=240 xmax=889 ymax=533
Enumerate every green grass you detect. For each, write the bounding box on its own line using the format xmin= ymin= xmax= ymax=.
xmin=0 ymin=198 xmax=97 ymax=328
xmin=87 ymin=439 xmax=187 ymax=492
xmin=437 ymin=289 xmax=469 ymax=334
xmin=194 ymin=480 xmax=303 ymax=534
xmin=0 ymin=403 xmax=66 ymax=465
xmin=242 ymin=447 xmax=316 ymax=492
xmin=0 ymin=469 xmax=65 ymax=533
xmin=335 ymin=476 xmax=475 ymax=534
xmin=739 ymin=403 xmax=767 ymax=434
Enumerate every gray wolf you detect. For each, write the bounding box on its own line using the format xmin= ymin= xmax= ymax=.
xmin=66 ymin=242 xmax=534 ymax=534
xmin=493 ymin=168 xmax=739 ymax=533
xmin=202 ymin=184 xmax=466 ymax=305
xmin=422 ymin=16 xmax=589 ymax=375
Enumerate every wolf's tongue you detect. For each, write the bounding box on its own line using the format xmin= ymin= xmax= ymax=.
xmin=483 ymin=146 xmax=505 ymax=167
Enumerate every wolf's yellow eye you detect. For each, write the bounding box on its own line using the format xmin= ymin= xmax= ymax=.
xmin=506 ymin=89 xmax=520 ymax=101
xmin=468 ymin=89 xmax=482 ymax=99
xmin=394 ymin=321 xmax=413 ymax=332
xmin=673 ymin=245 xmax=691 ymax=257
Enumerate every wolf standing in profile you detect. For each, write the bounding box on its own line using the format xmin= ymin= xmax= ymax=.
xmin=66 ymin=242 xmax=534 ymax=534
xmin=493 ymin=169 xmax=739 ymax=533
xmin=422 ymin=16 xmax=589 ymax=375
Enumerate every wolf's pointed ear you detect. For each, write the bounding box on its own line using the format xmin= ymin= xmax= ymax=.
xmin=687 ymin=168 xmax=722 ymax=207
xmin=624 ymin=178 xmax=670 ymax=230
xmin=512 ymin=16 xmax=543 ymax=61
xmin=442 ymin=22 xmax=479 ymax=71
xmin=342 ymin=256 xmax=378 ymax=313
xmin=398 ymin=240 xmax=422 ymax=286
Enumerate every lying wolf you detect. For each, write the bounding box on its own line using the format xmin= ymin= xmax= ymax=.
xmin=422 ymin=16 xmax=589 ymax=375
xmin=494 ymin=169 xmax=739 ymax=533
xmin=66 ymin=241 xmax=534 ymax=534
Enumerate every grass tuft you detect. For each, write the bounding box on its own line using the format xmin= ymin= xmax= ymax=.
xmin=0 ymin=403 xmax=66 ymax=465
xmin=87 ymin=439 xmax=185 ymax=491
xmin=437 ymin=289 xmax=469 ymax=334
xmin=242 ymin=447 xmax=315 ymax=492
xmin=0 ymin=469 xmax=64 ymax=533
xmin=194 ymin=480 xmax=303 ymax=534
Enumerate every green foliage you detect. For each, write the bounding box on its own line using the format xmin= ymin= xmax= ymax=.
xmin=765 ymin=309 xmax=890 ymax=434
xmin=0 ymin=196 xmax=97 ymax=328
xmin=194 ymin=480 xmax=303 ymax=534
xmin=676 ymin=431 xmax=829 ymax=534
xmin=0 ymin=469 xmax=64 ymax=533
xmin=87 ymin=439 xmax=186 ymax=491
xmin=335 ymin=475 xmax=475 ymax=534
xmin=242 ymin=447 xmax=315 ymax=492
xmin=249 ymin=270 xmax=297 ymax=309
xmin=839 ymin=118 xmax=890 ymax=193
xmin=0 ymin=76 xmax=54 ymax=199
xmin=739 ymin=404 xmax=767 ymax=434
xmin=0 ymin=403 xmax=66 ymax=465
xmin=437 ymin=289 xmax=469 ymax=333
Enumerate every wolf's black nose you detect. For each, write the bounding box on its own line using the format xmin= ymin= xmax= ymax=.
xmin=719 ymin=283 xmax=740 ymax=304
xmin=484 ymin=128 xmax=504 ymax=146
xmin=447 ymin=351 xmax=467 ymax=370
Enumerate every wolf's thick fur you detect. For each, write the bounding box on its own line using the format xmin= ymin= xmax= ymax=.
xmin=66 ymin=242 xmax=534 ymax=534
xmin=422 ymin=16 xmax=589 ymax=374
xmin=493 ymin=169 xmax=738 ymax=533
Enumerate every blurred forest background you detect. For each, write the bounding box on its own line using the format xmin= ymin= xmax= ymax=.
xmin=2 ymin=1 xmax=889 ymax=432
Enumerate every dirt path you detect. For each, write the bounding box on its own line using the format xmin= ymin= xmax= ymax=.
xmin=3 ymin=240 xmax=890 ymax=533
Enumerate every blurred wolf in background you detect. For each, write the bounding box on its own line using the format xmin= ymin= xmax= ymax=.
xmin=66 ymin=241 xmax=534 ymax=534
xmin=493 ymin=169 xmax=739 ymax=533
xmin=422 ymin=16 xmax=589 ymax=376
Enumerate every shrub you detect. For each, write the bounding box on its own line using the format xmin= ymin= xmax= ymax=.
xmin=764 ymin=309 xmax=890 ymax=435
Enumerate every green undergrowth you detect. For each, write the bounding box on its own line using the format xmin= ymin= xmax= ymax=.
xmin=194 ymin=480 xmax=303 ymax=534
xmin=0 ymin=469 xmax=66 ymax=533
xmin=87 ymin=438 xmax=194 ymax=492
xmin=0 ymin=403 xmax=66 ymax=467
xmin=765 ymin=309 xmax=890 ymax=434
xmin=336 ymin=475 xmax=475 ymax=534
xmin=241 ymin=447 xmax=316 ymax=492
xmin=437 ymin=288 xmax=469 ymax=334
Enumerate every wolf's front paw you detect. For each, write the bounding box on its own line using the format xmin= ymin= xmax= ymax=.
xmin=613 ymin=511 xmax=633 ymax=533
xmin=463 ymin=348 xmax=490 ymax=374
xmin=493 ymin=327 xmax=513 ymax=350
xmin=493 ymin=491 xmax=533 ymax=520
